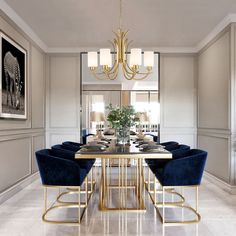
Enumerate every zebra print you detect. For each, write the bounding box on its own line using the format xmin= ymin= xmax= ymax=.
xmin=4 ymin=51 xmax=21 ymax=109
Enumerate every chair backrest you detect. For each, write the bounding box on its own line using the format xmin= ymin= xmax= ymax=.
xmin=171 ymin=144 xmax=190 ymax=159
xmin=51 ymin=144 xmax=95 ymax=170
xmin=35 ymin=149 xmax=85 ymax=186
xmin=62 ymin=142 xmax=81 ymax=152
xmin=62 ymin=141 xmax=82 ymax=147
xmin=51 ymin=144 xmax=75 ymax=160
xmin=160 ymin=141 xmax=178 ymax=146
xmin=164 ymin=143 xmax=179 ymax=151
xmin=163 ymin=149 xmax=207 ymax=186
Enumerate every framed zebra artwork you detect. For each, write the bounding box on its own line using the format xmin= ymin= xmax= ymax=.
xmin=0 ymin=32 xmax=27 ymax=119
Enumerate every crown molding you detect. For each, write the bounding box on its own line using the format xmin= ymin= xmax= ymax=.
xmin=0 ymin=0 xmax=48 ymax=52
xmin=196 ymin=13 xmax=236 ymax=51
xmin=47 ymin=46 xmax=197 ymax=54
xmin=1 ymin=0 xmax=236 ymax=54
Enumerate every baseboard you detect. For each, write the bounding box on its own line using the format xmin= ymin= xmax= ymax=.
xmin=203 ymin=171 xmax=236 ymax=194
xmin=0 ymin=172 xmax=39 ymax=204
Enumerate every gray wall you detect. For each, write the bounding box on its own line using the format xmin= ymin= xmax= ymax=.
xmin=160 ymin=54 xmax=197 ymax=147
xmin=46 ymin=53 xmax=197 ymax=148
xmin=0 ymin=13 xmax=45 ymax=194
xmin=197 ymin=26 xmax=232 ymax=184
xmin=45 ymin=55 xmax=81 ymax=147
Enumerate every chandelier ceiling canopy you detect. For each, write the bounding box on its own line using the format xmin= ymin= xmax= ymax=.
xmin=87 ymin=0 xmax=154 ymax=80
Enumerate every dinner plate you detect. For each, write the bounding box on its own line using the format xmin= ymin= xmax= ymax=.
xmin=80 ymin=147 xmax=106 ymax=153
xmin=139 ymin=144 xmax=164 ymax=149
xmin=139 ymin=148 xmax=166 ymax=153
xmin=81 ymin=145 xmax=107 ymax=151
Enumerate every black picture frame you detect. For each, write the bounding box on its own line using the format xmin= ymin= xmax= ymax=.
xmin=0 ymin=32 xmax=27 ymax=119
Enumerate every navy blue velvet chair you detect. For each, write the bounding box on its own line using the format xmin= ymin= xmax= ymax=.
xmin=62 ymin=142 xmax=81 ymax=152
xmin=62 ymin=141 xmax=83 ymax=147
xmin=161 ymin=141 xmax=179 ymax=151
xmin=153 ymin=149 xmax=207 ymax=225
xmin=160 ymin=141 xmax=178 ymax=146
xmin=35 ymin=149 xmax=89 ymax=224
xmin=52 ymin=144 xmax=96 ymax=192
xmin=147 ymin=144 xmax=190 ymax=173
xmin=51 ymin=144 xmax=95 ymax=172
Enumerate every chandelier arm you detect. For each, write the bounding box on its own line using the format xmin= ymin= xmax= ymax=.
xmin=106 ymin=67 xmax=119 ymax=80
xmin=122 ymin=63 xmax=137 ymax=80
xmin=123 ymin=59 xmax=152 ymax=76
xmin=122 ymin=60 xmax=136 ymax=72
xmin=102 ymin=63 xmax=119 ymax=80
xmin=124 ymin=69 xmax=152 ymax=80
xmin=90 ymin=70 xmax=112 ymax=80
xmin=91 ymin=69 xmax=118 ymax=80
xmin=132 ymin=72 xmax=152 ymax=80
xmin=90 ymin=60 xmax=119 ymax=80
xmin=122 ymin=61 xmax=152 ymax=80
xmin=122 ymin=62 xmax=136 ymax=75
xmin=123 ymin=60 xmax=139 ymax=74
xmin=107 ymin=60 xmax=119 ymax=75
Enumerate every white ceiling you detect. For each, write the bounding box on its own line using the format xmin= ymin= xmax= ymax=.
xmin=4 ymin=0 xmax=236 ymax=49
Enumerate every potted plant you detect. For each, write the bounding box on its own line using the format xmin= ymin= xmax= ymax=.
xmin=106 ymin=104 xmax=139 ymax=145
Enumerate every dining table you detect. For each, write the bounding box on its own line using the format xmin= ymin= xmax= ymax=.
xmin=75 ymin=140 xmax=172 ymax=212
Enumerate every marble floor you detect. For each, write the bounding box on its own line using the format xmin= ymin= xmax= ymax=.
xmin=0 ymin=172 xmax=236 ymax=236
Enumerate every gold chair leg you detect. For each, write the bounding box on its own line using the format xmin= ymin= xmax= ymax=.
xmin=148 ymin=168 xmax=151 ymax=192
xmin=85 ymin=177 xmax=88 ymax=206
xmin=162 ymin=187 xmax=165 ymax=224
xmin=42 ymin=185 xmax=88 ymax=225
xmin=154 ymin=185 xmax=201 ymax=226
xmin=78 ymin=186 xmax=81 ymax=224
xmin=44 ymin=187 xmax=47 ymax=213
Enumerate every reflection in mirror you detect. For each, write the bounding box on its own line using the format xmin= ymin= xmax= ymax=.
xmin=80 ymin=52 xmax=160 ymax=140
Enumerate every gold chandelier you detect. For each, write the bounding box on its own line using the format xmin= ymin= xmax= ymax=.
xmin=87 ymin=0 xmax=154 ymax=80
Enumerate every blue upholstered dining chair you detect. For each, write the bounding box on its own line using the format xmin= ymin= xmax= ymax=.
xmin=62 ymin=141 xmax=83 ymax=147
xmin=145 ymin=144 xmax=190 ymax=203
xmin=62 ymin=142 xmax=81 ymax=152
xmin=52 ymin=144 xmax=96 ymax=193
xmin=52 ymin=144 xmax=95 ymax=171
xmin=147 ymin=144 xmax=190 ymax=172
xmin=160 ymin=141 xmax=179 ymax=151
xmin=153 ymin=149 xmax=208 ymax=226
xmin=35 ymin=149 xmax=89 ymax=224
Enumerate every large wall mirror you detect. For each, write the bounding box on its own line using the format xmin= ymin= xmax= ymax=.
xmin=80 ymin=52 xmax=160 ymax=140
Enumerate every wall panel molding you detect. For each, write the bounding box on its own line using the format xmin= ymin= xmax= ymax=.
xmin=160 ymin=54 xmax=197 ymax=147
xmin=0 ymin=14 xmax=45 ymax=201
xmin=0 ymin=137 xmax=31 ymax=193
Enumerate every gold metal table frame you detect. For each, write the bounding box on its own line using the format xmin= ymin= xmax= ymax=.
xmin=75 ymin=143 xmax=172 ymax=212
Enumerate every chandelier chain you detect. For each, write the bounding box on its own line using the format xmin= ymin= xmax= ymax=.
xmin=119 ymin=0 xmax=123 ymax=29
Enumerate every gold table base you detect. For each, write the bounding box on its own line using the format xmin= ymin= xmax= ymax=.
xmin=99 ymin=158 xmax=146 ymax=211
